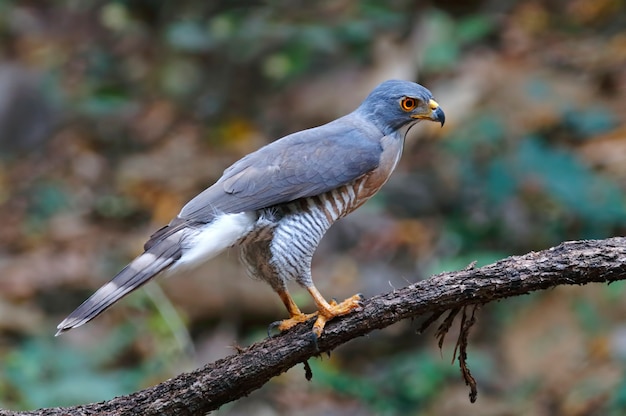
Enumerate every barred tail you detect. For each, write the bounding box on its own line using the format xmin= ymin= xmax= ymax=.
xmin=55 ymin=241 xmax=181 ymax=335
xmin=55 ymin=212 xmax=257 ymax=335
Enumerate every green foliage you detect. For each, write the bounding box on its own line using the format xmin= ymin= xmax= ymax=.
xmin=23 ymin=181 xmax=70 ymax=236
xmin=516 ymin=138 xmax=626 ymax=228
xmin=609 ymin=375 xmax=626 ymax=415
xmin=571 ymin=297 xmax=603 ymax=335
xmin=422 ymin=11 xmax=494 ymax=72
xmin=0 ymin=332 xmax=144 ymax=409
xmin=166 ymin=20 xmax=215 ymax=53
xmin=563 ymin=106 xmax=618 ymax=138
xmin=311 ymin=350 xmax=459 ymax=413
xmin=445 ymin=115 xmax=506 ymax=156
xmin=27 ymin=181 xmax=69 ymax=220
xmin=163 ymin=3 xmax=409 ymax=83
xmin=79 ymin=86 xmax=134 ymax=117
xmin=93 ymin=193 xmax=137 ymax=219
xmin=603 ymin=280 xmax=626 ymax=304
xmin=443 ymin=121 xmax=626 ymax=251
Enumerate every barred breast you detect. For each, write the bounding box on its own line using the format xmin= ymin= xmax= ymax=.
xmin=240 ymin=133 xmax=405 ymax=289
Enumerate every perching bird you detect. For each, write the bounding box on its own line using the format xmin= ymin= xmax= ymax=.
xmin=56 ymin=80 xmax=445 ymax=338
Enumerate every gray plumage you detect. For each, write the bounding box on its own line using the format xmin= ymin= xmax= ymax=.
xmin=56 ymin=80 xmax=445 ymax=336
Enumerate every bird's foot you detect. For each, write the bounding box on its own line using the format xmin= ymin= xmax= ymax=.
xmin=312 ymin=294 xmax=363 ymax=338
xmin=268 ymin=312 xmax=318 ymax=337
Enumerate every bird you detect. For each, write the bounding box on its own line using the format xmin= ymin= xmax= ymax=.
xmin=56 ymin=80 xmax=445 ymax=338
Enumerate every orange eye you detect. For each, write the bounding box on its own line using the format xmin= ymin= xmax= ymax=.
xmin=400 ymin=97 xmax=417 ymax=112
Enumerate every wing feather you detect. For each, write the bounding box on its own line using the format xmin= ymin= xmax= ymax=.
xmin=178 ymin=114 xmax=383 ymax=222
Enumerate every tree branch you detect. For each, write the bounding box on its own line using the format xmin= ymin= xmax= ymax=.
xmin=3 ymin=237 xmax=626 ymax=416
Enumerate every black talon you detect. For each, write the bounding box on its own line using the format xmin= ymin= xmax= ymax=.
xmin=267 ymin=320 xmax=282 ymax=338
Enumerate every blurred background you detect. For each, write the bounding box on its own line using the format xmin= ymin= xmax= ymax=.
xmin=0 ymin=0 xmax=625 ymax=414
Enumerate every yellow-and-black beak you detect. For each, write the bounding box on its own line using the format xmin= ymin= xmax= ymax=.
xmin=429 ymin=99 xmax=445 ymax=127
xmin=411 ymin=99 xmax=445 ymax=127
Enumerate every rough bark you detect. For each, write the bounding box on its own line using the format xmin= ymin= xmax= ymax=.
xmin=2 ymin=237 xmax=626 ymax=416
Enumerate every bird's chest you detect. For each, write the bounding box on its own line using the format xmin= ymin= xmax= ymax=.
xmin=243 ymin=135 xmax=404 ymax=241
xmin=295 ymin=135 xmax=405 ymax=225
xmin=349 ymin=134 xmax=405 ymax=211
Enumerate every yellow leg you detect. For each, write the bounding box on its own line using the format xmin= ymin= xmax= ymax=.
xmin=273 ymin=287 xmax=362 ymax=337
xmin=274 ymin=289 xmax=317 ymax=332
xmin=307 ymin=286 xmax=362 ymax=338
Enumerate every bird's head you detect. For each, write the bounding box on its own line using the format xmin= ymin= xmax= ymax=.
xmin=356 ymin=80 xmax=445 ymax=136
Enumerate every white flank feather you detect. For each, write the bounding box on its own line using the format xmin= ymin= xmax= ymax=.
xmin=172 ymin=212 xmax=256 ymax=270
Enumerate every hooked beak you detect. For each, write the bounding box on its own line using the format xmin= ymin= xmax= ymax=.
xmin=412 ymin=99 xmax=445 ymax=127
xmin=432 ymin=106 xmax=445 ymax=127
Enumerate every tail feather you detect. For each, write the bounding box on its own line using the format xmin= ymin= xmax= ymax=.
xmin=55 ymin=242 xmax=181 ymax=335
xmin=56 ymin=212 xmax=257 ymax=335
